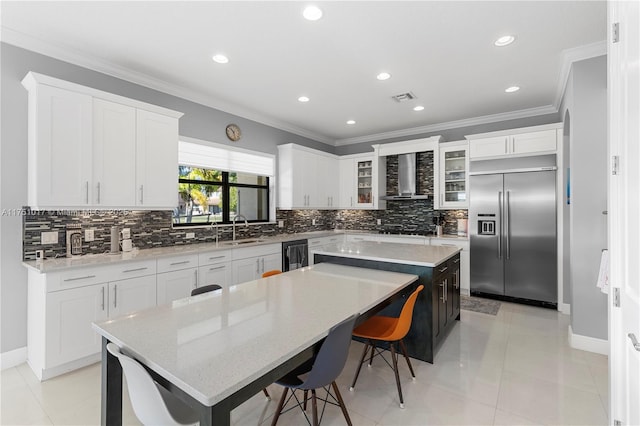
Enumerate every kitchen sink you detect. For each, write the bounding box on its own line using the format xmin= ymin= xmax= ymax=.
xmin=223 ymin=239 xmax=266 ymax=246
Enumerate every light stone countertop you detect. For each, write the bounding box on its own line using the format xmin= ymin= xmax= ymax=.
xmin=92 ymin=262 xmax=418 ymax=407
xmin=312 ymin=240 xmax=461 ymax=267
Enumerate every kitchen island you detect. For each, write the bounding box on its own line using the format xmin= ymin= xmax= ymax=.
xmin=312 ymin=241 xmax=462 ymax=363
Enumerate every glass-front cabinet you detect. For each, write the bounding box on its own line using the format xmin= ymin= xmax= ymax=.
xmin=356 ymin=159 xmax=373 ymax=206
xmin=436 ymin=141 xmax=469 ymax=209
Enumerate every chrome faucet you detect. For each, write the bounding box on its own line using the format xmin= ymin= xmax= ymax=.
xmin=211 ymin=220 xmax=219 ymax=244
xmin=232 ymin=214 xmax=248 ymax=241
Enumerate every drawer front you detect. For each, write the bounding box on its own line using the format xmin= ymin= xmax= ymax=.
xmin=198 ymin=250 xmax=232 ymax=266
xmin=157 ymin=254 xmax=199 ymax=273
xmin=110 ymin=260 xmax=157 ymax=281
xmin=308 ymin=236 xmax=342 ymax=248
xmin=232 ymin=243 xmax=281 ymax=260
xmin=50 ymin=269 xmax=109 ymax=292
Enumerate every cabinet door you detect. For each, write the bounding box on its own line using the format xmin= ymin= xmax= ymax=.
xmin=46 ymin=284 xmax=107 ymax=368
xmin=31 ymin=85 xmax=93 ymax=207
xmin=109 ymin=275 xmax=156 ymax=318
xmin=511 ymin=129 xmax=557 ymax=155
xmin=198 ymin=262 xmax=232 ymax=288
xmin=323 ymin=155 xmax=339 ymax=208
xmin=469 ymin=136 xmax=508 ymax=159
xmin=136 ymin=109 xmax=179 ymax=208
xmin=232 ymin=257 xmax=260 ymax=285
xmin=450 ymin=259 xmax=461 ymax=320
xmin=438 ymin=145 xmax=468 ymax=209
xmin=432 ymin=280 xmax=443 ymax=342
xmin=355 ymin=158 xmax=374 ymax=208
xmin=92 ymin=98 xmax=136 ymax=206
xmin=261 ymin=253 xmax=282 ymax=274
xmin=338 ymin=158 xmax=355 ymax=208
xmin=157 ymin=268 xmax=197 ymax=305
xmin=301 ymin=151 xmax=320 ymax=208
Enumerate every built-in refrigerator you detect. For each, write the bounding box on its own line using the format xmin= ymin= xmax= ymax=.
xmin=469 ymin=155 xmax=557 ymax=306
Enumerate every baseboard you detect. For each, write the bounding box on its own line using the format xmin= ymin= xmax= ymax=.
xmin=568 ymin=325 xmax=609 ymax=355
xmin=561 ymin=303 xmax=571 ymax=315
xmin=461 ymin=287 xmax=470 ymax=296
xmin=0 ymin=346 xmax=27 ymax=370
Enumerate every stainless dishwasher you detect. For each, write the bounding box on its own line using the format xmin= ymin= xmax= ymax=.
xmin=282 ymin=239 xmax=308 ymax=271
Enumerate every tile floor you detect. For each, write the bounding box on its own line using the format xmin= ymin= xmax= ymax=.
xmin=1 ymin=300 xmax=609 ymax=425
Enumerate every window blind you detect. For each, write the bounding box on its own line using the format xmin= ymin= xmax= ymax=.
xmin=178 ymin=139 xmax=275 ymax=176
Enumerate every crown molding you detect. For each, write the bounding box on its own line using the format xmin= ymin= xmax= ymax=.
xmin=1 ymin=27 xmax=335 ymax=145
xmin=554 ymin=40 xmax=607 ymax=109
xmin=333 ymin=105 xmax=557 ymax=146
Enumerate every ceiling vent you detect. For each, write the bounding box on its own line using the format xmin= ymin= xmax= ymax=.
xmin=391 ymin=92 xmax=417 ymax=102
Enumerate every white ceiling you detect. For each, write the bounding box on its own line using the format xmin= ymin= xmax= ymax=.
xmin=1 ymin=1 xmax=607 ymax=145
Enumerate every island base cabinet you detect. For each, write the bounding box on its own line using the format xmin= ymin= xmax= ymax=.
xmin=432 ymin=256 xmax=461 ymax=343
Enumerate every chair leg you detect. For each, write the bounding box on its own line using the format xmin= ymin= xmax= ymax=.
xmin=398 ymin=339 xmax=416 ymax=379
xmin=350 ymin=341 xmax=370 ymax=391
xmin=263 ymin=387 xmax=271 ymax=400
xmin=311 ymin=389 xmax=319 ymax=426
xmin=303 ymin=389 xmax=308 ymax=411
xmin=331 ymin=381 xmax=353 ymax=426
xmin=368 ymin=340 xmax=376 ymax=366
xmin=271 ymin=387 xmax=288 ymax=426
xmin=389 ymin=343 xmax=405 ymax=408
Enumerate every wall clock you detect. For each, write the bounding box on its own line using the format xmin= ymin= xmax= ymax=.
xmin=225 ymin=124 xmax=241 ymax=142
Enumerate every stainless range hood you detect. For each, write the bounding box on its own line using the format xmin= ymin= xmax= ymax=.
xmin=380 ymin=152 xmax=431 ymax=200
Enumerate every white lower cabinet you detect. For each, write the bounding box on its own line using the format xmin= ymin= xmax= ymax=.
xmin=156 ymin=268 xmax=197 ymax=305
xmin=107 ymin=275 xmax=157 ymax=318
xmin=231 ymin=244 xmax=282 ymax=285
xmin=198 ymin=250 xmax=232 ymax=289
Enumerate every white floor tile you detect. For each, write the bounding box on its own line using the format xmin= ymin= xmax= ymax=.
xmin=1 ymin=302 xmax=609 ymax=426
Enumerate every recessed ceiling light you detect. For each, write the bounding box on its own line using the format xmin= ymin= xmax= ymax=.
xmin=494 ymin=35 xmax=515 ymax=47
xmin=212 ymin=54 xmax=229 ymax=64
xmin=303 ymin=6 xmax=323 ymax=21
xmin=413 ymin=105 xmax=425 ymax=111
xmin=298 ymin=96 xmax=310 ymax=102
xmin=376 ymin=72 xmax=391 ymax=81
xmin=505 ymin=86 xmax=520 ymax=93
xmin=346 ymin=120 xmax=356 ymax=125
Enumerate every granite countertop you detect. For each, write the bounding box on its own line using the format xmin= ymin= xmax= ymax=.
xmin=311 ymin=240 xmax=461 ymax=267
xmin=92 ymin=263 xmax=418 ymax=406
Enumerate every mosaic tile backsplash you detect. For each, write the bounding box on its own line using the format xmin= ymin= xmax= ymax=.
xmin=22 ymin=152 xmax=466 ymax=260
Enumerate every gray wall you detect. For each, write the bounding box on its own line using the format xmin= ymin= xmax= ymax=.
xmin=560 ymin=55 xmax=608 ymax=340
xmin=0 ymin=42 xmax=326 ymax=354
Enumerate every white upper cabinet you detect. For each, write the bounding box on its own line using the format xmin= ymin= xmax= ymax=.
xmin=92 ymin=99 xmax=137 ymax=206
xmin=467 ymin=124 xmax=561 ymax=160
xmin=26 ymin=83 xmax=93 ymax=207
xmin=338 ymin=154 xmax=385 ymax=210
xmin=136 ymin=109 xmax=179 ymax=208
xmin=277 ymin=144 xmax=339 ymax=209
xmin=434 ymin=141 xmax=469 ymax=210
xmin=22 ymin=72 xmax=183 ymax=210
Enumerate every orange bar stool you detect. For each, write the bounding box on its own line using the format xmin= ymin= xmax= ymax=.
xmin=349 ymin=284 xmax=424 ymax=408
xmin=262 ymin=269 xmax=282 ymax=278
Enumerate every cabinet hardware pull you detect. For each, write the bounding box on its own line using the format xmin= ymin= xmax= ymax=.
xmin=453 ymin=258 xmax=460 ymax=263
xmin=261 ymin=258 xmax=265 ymax=273
xmin=208 ymin=255 xmax=226 ymax=260
xmin=629 ymin=333 xmax=640 ymax=351
xmin=170 ymin=261 xmax=190 ymax=266
xmin=101 ymin=287 xmax=105 ymax=311
xmin=85 ymin=181 xmax=89 ymax=204
xmin=194 ymin=269 xmax=198 ymax=286
xmin=256 ymin=259 xmax=260 ymax=274
xmin=498 ymin=191 xmax=503 ymax=259
xmin=438 ymin=266 xmax=448 ymax=273
xmin=505 ymin=191 xmax=511 ymax=260
xmin=123 ymin=267 xmax=148 ymax=273
xmin=140 ymin=185 xmax=144 ymax=204
xmin=440 ymin=282 xmax=445 ymax=302
xmin=64 ymin=275 xmax=96 ymax=282
xmin=209 ymin=266 xmax=225 ymax=271
xmin=97 ymin=182 xmax=101 ymax=204
xmin=113 ymin=284 xmax=117 ymax=308
xmin=444 ymin=278 xmax=448 ymax=302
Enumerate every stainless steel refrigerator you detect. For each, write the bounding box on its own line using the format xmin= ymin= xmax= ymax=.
xmin=469 ymin=155 xmax=557 ymax=305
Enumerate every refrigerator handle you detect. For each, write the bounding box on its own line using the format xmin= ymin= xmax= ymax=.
xmin=505 ymin=191 xmax=511 ymax=259
xmin=498 ymin=191 xmax=503 ymax=259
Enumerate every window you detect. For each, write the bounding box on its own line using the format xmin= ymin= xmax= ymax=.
xmin=174 ymin=139 xmax=274 ymax=226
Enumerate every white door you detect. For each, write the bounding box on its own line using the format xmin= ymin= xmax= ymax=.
xmin=32 ymin=85 xmax=92 ymax=207
xmin=93 ymin=98 xmax=137 ymax=206
xmin=109 ymin=275 xmax=157 ymax=318
xmin=198 ymin=263 xmax=232 ymax=288
xmin=609 ymin=1 xmax=640 ymax=424
xmin=46 ymin=284 xmax=107 ymax=367
xmin=136 ymin=109 xmax=179 ymax=208
xmin=338 ymin=158 xmax=355 ymax=208
xmin=157 ymin=269 xmax=197 ymax=304
xmin=232 ymin=257 xmax=259 ymax=285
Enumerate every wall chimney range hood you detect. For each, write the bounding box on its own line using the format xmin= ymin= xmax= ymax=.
xmin=380 ymin=152 xmax=431 ymax=200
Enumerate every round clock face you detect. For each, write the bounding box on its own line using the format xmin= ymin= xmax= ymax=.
xmin=225 ymin=124 xmax=241 ymax=142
